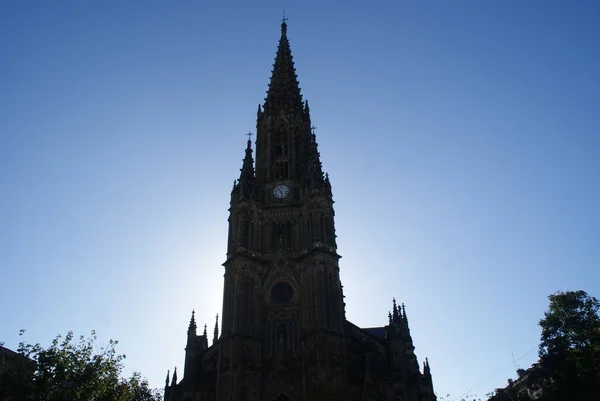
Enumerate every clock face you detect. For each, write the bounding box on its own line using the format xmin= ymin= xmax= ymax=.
xmin=273 ymin=184 xmax=289 ymax=199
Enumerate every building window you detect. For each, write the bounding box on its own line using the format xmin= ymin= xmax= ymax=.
xmin=273 ymin=223 xmax=288 ymax=249
xmin=275 ymin=161 xmax=289 ymax=179
xmin=271 ymin=282 xmax=294 ymax=303
xmin=275 ymin=126 xmax=289 ymax=157
xmin=274 ymin=126 xmax=289 ymax=179
xmin=276 ymin=143 xmax=289 ymax=157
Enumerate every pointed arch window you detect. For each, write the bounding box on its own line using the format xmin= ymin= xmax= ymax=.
xmin=274 ymin=126 xmax=289 ymax=179
xmin=248 ymin=219 xmax=254 ymax=248
xmin=272 ymin=222 xmax=292 ymax=249
xmin=275 ymin=126 xmax=289 ymax=157
xmin=275 ymin=161 xmax=289 ymax=179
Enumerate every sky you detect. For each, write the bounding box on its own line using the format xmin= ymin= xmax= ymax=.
xmin=1 ymin=1 xmax=599 ymax=399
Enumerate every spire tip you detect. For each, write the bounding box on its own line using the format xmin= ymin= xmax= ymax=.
xmin=281 ymin=10 xmax=288 ymax=33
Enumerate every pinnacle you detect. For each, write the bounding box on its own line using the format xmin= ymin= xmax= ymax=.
xmin=306 ymin=131 xmax=324 ymax=186
xmin=187 ymin=310 xmax=197 ymax=335
xmin=171 ymin=367 xmax=177 ymax=386
xmin=237 ymin=136 xmax=255 ymax=198
xmin=213 ymin=314 xmax=219 ymax=345
xmin=391 ymin=298 xmax=400 ymax=325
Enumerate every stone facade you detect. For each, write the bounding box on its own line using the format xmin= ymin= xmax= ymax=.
xmin=487 ymin=365 xmax=544 ymax=401
xmin=0 ymin=346 xmax=34 ymax=376
xmin=164 ymin=21 xmax=436 ymax=401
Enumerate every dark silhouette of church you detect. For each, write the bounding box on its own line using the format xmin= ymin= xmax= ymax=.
xmin=164 ymin=21 xmax=436 ymax=401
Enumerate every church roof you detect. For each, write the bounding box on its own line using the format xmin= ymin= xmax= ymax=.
xmin=362 ymin=326 xmax=387 ymax=341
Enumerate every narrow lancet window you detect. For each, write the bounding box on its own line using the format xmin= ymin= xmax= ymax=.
xmin=275 ymin=126 xmax=289 ymax=157
xmin=275 ymin=161 xmax=289 ymax=179
xmin=274 ymin=126 xmax=290 ymax=179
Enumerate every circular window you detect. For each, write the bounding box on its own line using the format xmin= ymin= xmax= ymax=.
xmin=270 ymin=282 xmax=294 ymax=303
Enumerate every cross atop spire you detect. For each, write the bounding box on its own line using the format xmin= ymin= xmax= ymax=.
xmin=281 ymin=10 xmax=288 ymax=35
xmin=282 ymin=10 xmax=288 ymax=25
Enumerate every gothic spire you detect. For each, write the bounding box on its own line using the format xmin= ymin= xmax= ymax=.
xmin=264 ymin=20 xmax=303 ymax=116
xmin=306 ymin=129 xmax=324 ymax=188
xmin=171 ymin=367 xmax=177 ymax=386
xmin=213 ymin=314 xmax=219 ymax=345
xmin=423 ymin=358 xmax=435 ymax=393
xmin=203 ymin=323 xmax=209 ymax=348
xmin=401 ymin=303 xmax=411 ymax=334
xmin=392 ymin=298 xmax=400 ymax=325
xmin=187 ymin=310 xmax=197 ymax=336
xmin=401 ymin=303 xmax=417 ymax=363
xmin=165 ymin=370 xmax=170 ymax=388
xmin=238 ymin=137 xmax=255 ymax=198
xmin=324 ymin=172 xmax=332 ymax=196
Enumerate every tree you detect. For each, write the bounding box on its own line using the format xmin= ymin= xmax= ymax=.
xmin=539 ymin=290 xmax=600 ymax=356
xmin=485 ymin=291 xmax=600 ymax=401
xmin=0 ymin=330 xmax=162 ymax=401
xmin=532 ymin=290 xmax=600 ymax=401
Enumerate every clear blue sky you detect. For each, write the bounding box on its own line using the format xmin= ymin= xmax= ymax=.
xmin=1 ymin=1 xmax=599 ymax=399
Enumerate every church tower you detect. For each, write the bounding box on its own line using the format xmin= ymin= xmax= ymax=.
xmin=164 ymin=21 xmax=436 ymax=401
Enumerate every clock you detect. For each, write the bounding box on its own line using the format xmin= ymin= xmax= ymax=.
xmin=273 ymin=184 xmax=289 ymax=199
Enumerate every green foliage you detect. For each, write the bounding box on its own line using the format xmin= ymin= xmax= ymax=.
xmin=0 ymin=330 xmax=162 ymax=401
xmin=533 ymin=290 xmax=600 ymax=401
xmin=483 ymin=291 xmax=600 ymax=401
xmin=539 ymin=290 xmax=600 ymax=356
